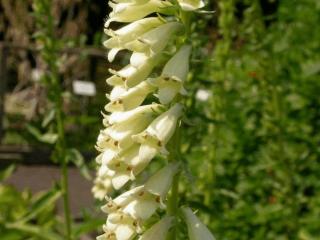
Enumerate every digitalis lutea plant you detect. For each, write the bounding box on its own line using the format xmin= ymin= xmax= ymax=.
xmin=93 ymin=0 xmax=215 ymax=239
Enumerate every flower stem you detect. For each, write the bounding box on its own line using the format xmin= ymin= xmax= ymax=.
xmin=166 ymin=126 xmax=181 ymax=240
xmin=55 ymin=87 xmax=72 ymax=240
xmin=51 ymin=66 xmax=72 ymax=239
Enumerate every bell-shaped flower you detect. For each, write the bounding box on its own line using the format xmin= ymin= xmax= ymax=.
xmin=106 ymin=81 xmax=156 ymax=112
xmin=181 ymin=207 xmax=216 ymax=240
xmin=103 ymin=212 xmax=141 ymax=240
xmin=98 ymin=148 xmax=121 ymax=165
xmin=133 ymin=103 xmax=183 ymax=155
xmin=105 ymin=0 xmax=172 ymax=27
xmin=138 ymin=216 xmax=174 ymax=240
xmin=105 ymin=104 xmax=164 ymax=149
xmin=96 ymin=129 xmax=121 ymax=151
xmin=107 ymin=54 xmax=159 ymax=88
xmin=102 ymin=164 xmax=178 ymax=220
xmin=104 ymin=17 xmax=164 ymax=62
xmin=107 ymin=103 xmax=164 ymax=125
xmin=125 ymin=22 xmax=184 ymax=56
xmin=92 ymin=176 xmax=113 ymax=200
xmin=105 ymin=144 xmax=153 ymax=168
xmin=92 ymin=165 xmax=115 ymax=200
xmin=105 ymin=145 xmax=156 ymax=190
xmin=177 ymin=0 xmax=205 ymax=11
xmin=149 ymin=45 xmax=191 ymax=104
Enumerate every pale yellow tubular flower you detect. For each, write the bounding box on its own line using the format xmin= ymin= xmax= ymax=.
xmin=138 ymin=216 xmax=174 ymax=240
xmin=104 ymin=144 xmax=156 ymax=188
xmin=101 ymin=104 xmax=163 ymax=150
xmin=92 ymin=176 xmax=113 ymax=200
xmin=149 ymin=45 xmax=191 ymax=104
xmin=105 ymin=104 xmax=164 ymax=149
xmin=182 ymin=207 xmax=216 ymax=240
xmin=92 ymin=165 xmax=115 ymax=200
xmin=133 ymin=103 xmax=183 ymax=155
xmin=177 ymin=0 xmax=205 ymax=11
xmin=125 ymin=22 xmax=184 ymax=56
xmin=106 ymin=53 xmax=159 ymax=88
xmin=104 ymin=17 xmax=164 ymax=62
xmin=104 ymin=212 xmax=141 ymax=240
xmin=105 ymin=81 xmax=156 ymax=112
xmin=102 ymin=164 xmax=178 ymax=220
xmin=105 ymin=0 xmax=172 ymax=27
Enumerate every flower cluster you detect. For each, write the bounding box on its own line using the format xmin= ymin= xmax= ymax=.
xmin=93 ymin=0 xmax=215 ymax=239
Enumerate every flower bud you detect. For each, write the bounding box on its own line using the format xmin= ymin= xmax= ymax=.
xmin=177 ymin=0 xmax=205 ymax=11
xmin=182 ymin=207 xmax=216 ymax=240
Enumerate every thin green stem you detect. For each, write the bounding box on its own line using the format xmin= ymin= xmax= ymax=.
xmin=33 ymin=0 xmax=72 ymax=238
xmin=56 ymin=106 xmax=72 ymax=240
xmin=166 ymin=8 xmax=192 ymax=240
xmin=166 ymin=172 xmax=180 ymax=240
xmin=166 ymin=127 xmax=181 ymax=240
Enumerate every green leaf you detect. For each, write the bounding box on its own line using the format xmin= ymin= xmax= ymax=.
xmin=66 ymin=148 xmax=92 ymax=180
xmin=5 ymin=222 xmax=61 ymax=240
xmin=0 ymin=165 xmax=16 ymax=181
xmin=73 ymin=218 xmax=105 ymax=238
xmin=26 ymin=124 xmax=58 ymax=144
xmin=19 ymin=185 xmax=62 ymax=223
xmin=42 ymin=109 xmax=56 ymax=128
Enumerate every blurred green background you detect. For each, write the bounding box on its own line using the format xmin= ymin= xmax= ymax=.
xmin=0 ymin=0 xmax=319 ymax=239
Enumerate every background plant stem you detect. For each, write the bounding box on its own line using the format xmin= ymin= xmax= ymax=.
xmin=33 ymin=0 xmax=72 ymax=238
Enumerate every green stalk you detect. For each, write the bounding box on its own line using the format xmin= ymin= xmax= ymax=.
xmin=56 ymin=105 xmax=72 ymax=240
xmin=166 ymin=8 xmax=192 ymax=240
xmin=33 ymin=0 xmax=73 ymax=237
xmin=166 ymin=127 xmax=181 ymax=240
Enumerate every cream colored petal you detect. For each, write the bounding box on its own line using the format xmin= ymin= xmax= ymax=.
xmin=115 ymin=224 xmax=136 ymax=240
xmin=123 ymin=198 xmax=159 ymax=220
xmin=130 ymin=52 xmax=151 ymax=68
xmin=112 ymin=171 xmax=132 ymax=190
xmin=138 ymin=143 xmax=158 ymax=162
xmin=101 ymin=148 xmax=120 ymax=165
xmin=108 ymin=48 xmax=121 ymax=62
xmin=114 ymin=186 xmax=145 ymax=207
xmin=109 ymin=85 xmax=127 ymax=101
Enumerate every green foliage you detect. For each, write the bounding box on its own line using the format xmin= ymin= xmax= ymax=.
xmin=0 ymin=166 xmax=62 ymax=240
xmin=182 ymin=0 xmax=320 ymax=239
